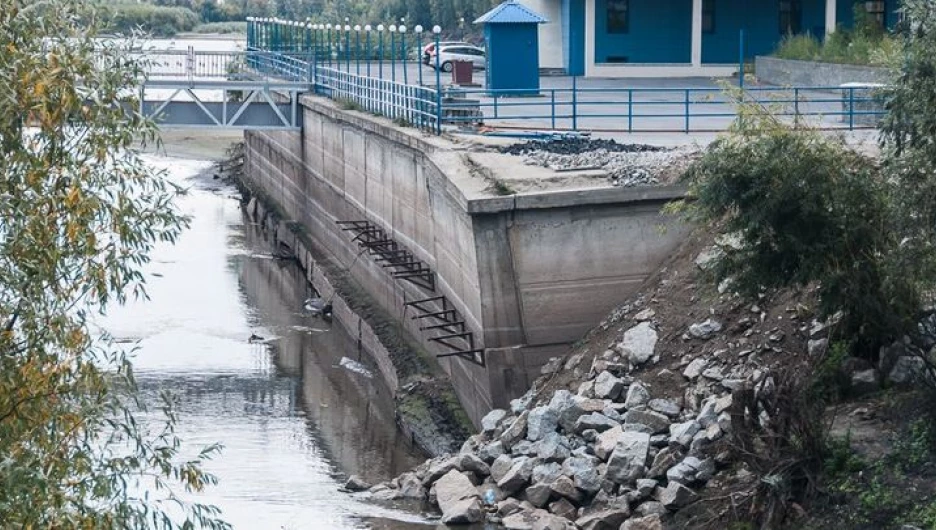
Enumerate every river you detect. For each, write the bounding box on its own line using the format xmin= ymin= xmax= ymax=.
xmin=97 ymin=155 xmax=431 ymax=529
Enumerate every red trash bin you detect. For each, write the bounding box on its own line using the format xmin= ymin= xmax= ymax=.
xmin=451 ymin=60 xmax=474 ymax=85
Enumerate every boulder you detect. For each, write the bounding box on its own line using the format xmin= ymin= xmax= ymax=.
xmin=595 ymin=425 xmax=627 ymax=460
xmin=688 ymin=319 xmax=722 ymax=339
xmin=498 ymin=497 xmax=523 ymax=517
xmin=619 ymin=322 xmax=659 ymax=365
xmin=549 ymin=475 xmax=583 ymax=503
xmin=648 ymin=398 xmax=681 ymax=418
xmin=548 ymin=497 xmax=578 ymax=520
xmin=563 ymin=456 xmax=602 ymax=493
xmin=575 ymin=413 xmax=619 ymax=433
xmin=634 ymin=501 xmax=667 ymax=517
xmin=669 ymin=421 xmax=702 ymax=448
xmin=525 ymin=482 xmax=553 ymax=508
xmin=435 ymin=470 xmax=482 ymax=524
xmin=625 ymin=409 xmax=671 ymax=434
xmin=658 ymin=481 xmax=698 ymax=509
xmin=594 ymin=371 xmax=625 ymax=400
xmin=808 ymin=338 xmax=829 ymax=357
xmin=683 ymin=358 xmax=707 ymax=379
xmin=398 ymin=472 xmax=425 ymax=498
xmin=558 ymin=397 xmax=607 ymax=433
xmin=456 ymin=453 xmax=491 ymax=477
xmin=504 ymin=509 xmax=575 ymax=530
xmin=423 ymin=457 xmax=459 ymax=485
xmin=574 ymin=508 xmax=631 ymax=530
xmin=888 ymin=355 xmax=928 ymax=385
xmin=625 ymin=381 xmax=651 ymax=408
xmin=634 ymin=478 xmax=658 ymax=499
xmin=605 ymin=432 xmax=651 ymax=484
xmin=482 ymin=408 xmax=509 ymax=432
xmin=536 ymin=433 xmax=572 ymax=463
xmin=648 ymin=447 xmax=680 ymax=479
xmin=622 ymin=514 xmax=665 ymax=530
xmin=634 ymin=308 xmax=656 ymax=321
xmin=478 ymin=440 xmax=507 ymax=463
xmin=502 ymin=411 xmax=530 ymax=448
xmin=532 ymin=462 xmax=564 ymax=486
xmin=491 ymin=454 xmax=516 ymax=483
xmin=440 ymin=498 xmax=483 ymax=525
xmin=528 ymin=406 xmax=560 ymax=441
xmin=666 ymin=456 xmax=702 ymax=484
xmin=497 ymin=457 xmax=535 ymax=494
xmin=344 ymin=475 xmax=371 ymax=491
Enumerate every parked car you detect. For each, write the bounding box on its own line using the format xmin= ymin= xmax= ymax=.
xmin=421 ymin=40 xmax=472 ymax=65
xmin=430 ymin=44 xmax=486 ymax=72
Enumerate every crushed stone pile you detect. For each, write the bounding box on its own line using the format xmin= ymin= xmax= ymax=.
xmin=499 ymin=138 xmax=699 ymax=188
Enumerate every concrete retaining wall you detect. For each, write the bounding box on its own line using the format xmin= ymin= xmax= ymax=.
xmin=755 ymin=56 xmax=889 ymax=87
xmin=243 ymin=96 xmax=689 ymax=426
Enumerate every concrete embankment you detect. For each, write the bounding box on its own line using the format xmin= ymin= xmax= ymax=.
xmin=239 ymin=94 xmax=690 ymax=428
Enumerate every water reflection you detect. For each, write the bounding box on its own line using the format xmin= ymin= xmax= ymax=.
xmin=98 ymin=157 xmax=427 ymax=529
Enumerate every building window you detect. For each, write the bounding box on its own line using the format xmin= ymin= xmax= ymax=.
xmin=607 ymin=0 xmax=629 ymax=34
xmin=864 ymin=0 xmax=886 ymax=26
xmin=779 ymin=0 xmax=802 ymax=34
xmin=702 ymin=0 xmax=715 ymax=34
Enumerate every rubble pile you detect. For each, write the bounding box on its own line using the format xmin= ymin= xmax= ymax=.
xmin=499 ymin=138 xmax=698 ymax=188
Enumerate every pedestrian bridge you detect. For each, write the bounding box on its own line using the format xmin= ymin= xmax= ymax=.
xmin=135 ymin=49 xmax=312 ymax=130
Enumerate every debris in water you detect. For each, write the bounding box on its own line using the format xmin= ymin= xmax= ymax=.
xmin=339 ymin=357 xmax=374 ymax=378
xmin=304 ymin=297 xmax=333 ymax=317
xmin=248 ymin=333 xmax=264 ymax=343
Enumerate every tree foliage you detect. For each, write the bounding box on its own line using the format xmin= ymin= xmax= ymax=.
xmin=0 ymin=1 xmax=227 ymax=528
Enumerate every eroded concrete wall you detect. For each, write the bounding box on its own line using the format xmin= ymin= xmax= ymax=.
xmin=243 ymin=96 xmax=689 ymax=425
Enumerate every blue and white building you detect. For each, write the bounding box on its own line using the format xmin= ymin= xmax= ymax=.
xmin=520 ymin=0 xmax=899 ymax=77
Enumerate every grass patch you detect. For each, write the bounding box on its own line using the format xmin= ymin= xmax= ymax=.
xmin=191 ymin=21 xmax=247 ymax=35
xmin=773 ymin=7 xmax=898 ymax=67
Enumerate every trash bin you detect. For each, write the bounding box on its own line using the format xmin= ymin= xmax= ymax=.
xmin=452 ymin=60 xmax=474 ymax=85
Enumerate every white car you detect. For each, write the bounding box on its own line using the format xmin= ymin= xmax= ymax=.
xmin=422 ymin=41 xmax=472 ymax=65
xmin=430 ymin=44 xmax=486 ymax=72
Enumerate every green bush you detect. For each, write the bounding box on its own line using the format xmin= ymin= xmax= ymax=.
xmin=773 ymin=6 xmax=898 ymax=66
xmin=192 ymin=21 xmax=248 ymax=35
xmin=682 ymin=98 xmax=921 ymax=356
xmin=774 ymin=33 xmax=822 ymax=61
xmin=104 ymin=4 xmax=200 ymax=37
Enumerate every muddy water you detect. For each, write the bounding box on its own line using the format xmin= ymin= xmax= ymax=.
xmin=98 ymin=157 xmax=431 ymax=529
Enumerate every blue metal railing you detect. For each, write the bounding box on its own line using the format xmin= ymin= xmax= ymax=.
xmin=443 ymin=85 xmax=885 ymax=132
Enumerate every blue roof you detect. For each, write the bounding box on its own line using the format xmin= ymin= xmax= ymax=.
xmin=474 ymin=1 xmax=548 ymax=24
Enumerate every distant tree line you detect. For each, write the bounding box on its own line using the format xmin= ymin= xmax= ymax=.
xmin=108 ymin=0 xmax=500 ymax=39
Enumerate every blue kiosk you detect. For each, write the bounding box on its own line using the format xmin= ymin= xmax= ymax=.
xmin=474 ymin=1 xmax=547 ymax=96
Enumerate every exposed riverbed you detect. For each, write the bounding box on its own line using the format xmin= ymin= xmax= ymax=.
xmin=97 ymin=155 xmax=432 ymax=529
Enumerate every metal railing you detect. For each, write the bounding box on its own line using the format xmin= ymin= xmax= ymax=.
xmin=444 ymin=85 xmax=886 ymax=132
xmin=314 ymin=66 xmax=439 ymax=130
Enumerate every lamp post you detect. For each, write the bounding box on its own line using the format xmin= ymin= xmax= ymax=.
xmin=389 ymin=24 xmax=397 ymax=83
xmin=365 ymin=25 xmax=372 ymax=77
xmin=433 ymin=25 xmax=442 ymax=133
xmin=377 ymin=24 xmax=385 ymax=79
xmin=415 ymin=25 xmax=424 ymax=86
xmin=354 ymin=25 xmax=361 ymax=76
xmin=326 ymin=23 xmax=332 ymax=67
xmin=399 ymin=24 xmax=408 ymax=85
xmin=345 ymin=22 xmax=351 ymax=72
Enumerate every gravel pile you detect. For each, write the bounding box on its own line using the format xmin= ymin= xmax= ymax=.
xmin=500 ymin=138 xmax=697 ymax=188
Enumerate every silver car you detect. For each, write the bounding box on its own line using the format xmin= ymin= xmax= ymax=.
xmin=432 ymin=44 xmax=486 ymax=72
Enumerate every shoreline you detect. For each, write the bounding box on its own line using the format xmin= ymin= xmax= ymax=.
xmin=144 ymin=129 xmax=244 ymax=161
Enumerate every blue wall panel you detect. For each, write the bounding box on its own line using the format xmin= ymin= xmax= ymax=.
xmin=700 ymin=0 xmax=825 ymax=64
xmin=486 ymin=24 xmax=540 ymax=92
xmin=563 ymin=0 xmax=586 ymax=74
xmin=594 ymin=0 xmax=691 ymax=64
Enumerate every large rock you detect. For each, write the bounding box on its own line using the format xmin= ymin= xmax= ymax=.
xmin=497 ymin=457 xmax=535 ymax=494
xmin=478 ymin=440 xmax=507 ymax=463
xmin=532 ymin=462 xmax=564 ymax=485
xmin=441 ymin=498 xmax=483 ymax=524
xmin=502 ymin=411 xmax=530 ymax=448
xmin=503 ymin=509 xmax=576 ymax=530
xmin=563 ymin=456 xmax=602 ymax=493
xmin=619 ymin=322 xmax=659 ymax=365
xmin=455 ymin=453 xmax=491 ymax=477
xmin=634 ymin=501 xmax=667 ymax=517
xmin=549 ymin=497 xmax=578 ymax=520
xmin=398 ymin=472 xmax=425 ymax=498
xmin=491 ymin=454 xmax=516 ymax=483
xmin=575 ymin=413 xmax=619 ymax=433
xmin=594 ymin=371 xmax=625 ymax=400
xmin=423 ymin=457 xmax=459 ymax=485
xmin=550 ymin=475 xmax=584 ymax=503
xmin=622 ymin=514 xmax=665 ymax=530
xmin=648 ymin=447 xmax=680 ymax=479
xmin=669 ymin=420 xmax=702 ymax=447
xmin=648 ymin=398 xmax=681 ymax=418
xmin=536 ymin=433 xmax=572 ymax=463
xmin=606 ymin=432 xmax=651 ymax=484
xmin=851 ymin=369 xmax=879 ymax=395
xmin=658 ymin=481 xmax=698 ymax=509
xmin=558 ymin=396 xmax=607 ymax=433
xmin=888 ymin=355 xmax=928 ymax=385
xmin=688 ymin=319 xmax=722 ymax=339
xmin=528 ymin=406 xmax=560 ymax=441
xmin=344 ymin=475 xmax=371 ymax=491
xmin=574 ymin=508 xmax=631 ymax=530
xmin=683 ymin=358 xmax=707 ymax=379
xmin=435 ymin=470 xmax=482 ymax=524
xmin=625 ymin=409 xmax=672 ymax=434
xmin=666 ymin=456 xmax=703 ymax=484
xmin=525 ymin=482 xmax=553 ymax=508
xmin=482 ymin=408 xmax=509 ymax=433
xmin=595 ymin=425 xmax=626 ymax=460
xmin=625 ymin=382 xmax=651 ymax=408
